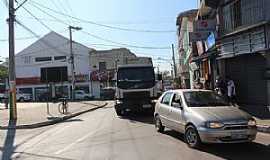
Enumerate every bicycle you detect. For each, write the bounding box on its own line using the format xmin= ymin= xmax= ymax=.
xmin=58 ymin=98 xmax=69 ymax=114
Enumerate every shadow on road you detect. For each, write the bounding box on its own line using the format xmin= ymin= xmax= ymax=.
xmin=164 ymin=130 xmax=270 ymax=160
xmin=12 ymin=151 xmax=76 ymax=160
xmin=59 ymin=118 xmax=83 ymax=123
xmin=163 ymin=130 xmax=186 ymax=141
xmin=198 ymin=142 xmax=270 ymax=160
xmin=1 ymin=120 xmax=17 ymax=160
xmin=120 ymin=112 xmax=154 ymax=125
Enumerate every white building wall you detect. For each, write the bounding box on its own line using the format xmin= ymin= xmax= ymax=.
xmin=14 ymin=32 xmax=98 ymax=100
xmin=15 ymin=32 xmax=92 ymax=78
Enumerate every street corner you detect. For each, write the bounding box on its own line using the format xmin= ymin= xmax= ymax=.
xmin=0 ymin=101 xmax=108 ymax=130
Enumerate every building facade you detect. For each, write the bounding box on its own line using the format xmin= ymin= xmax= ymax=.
xmin=176 ymin=9 xmax=198 ymax=89
xmin=15 ymin=32 xmax=93 ymax=101
xmin=186 ymin=0 xmax=270 ymax=113
xmin=216 ymin=0 xmax=270 ymax=106
xmin=89 ymin=48 xmax=136 ymax=98
xmin=89 ymin=48 xmax=152 ymax=98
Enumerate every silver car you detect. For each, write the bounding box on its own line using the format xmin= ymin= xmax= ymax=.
xmin=154 ymin=89 xmax=257 ymax=148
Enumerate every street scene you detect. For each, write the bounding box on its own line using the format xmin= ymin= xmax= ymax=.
xmin=1 ymin=0 xmax=270 ymax=160
xmin=0 ymin=101 xmax=270 ymax=160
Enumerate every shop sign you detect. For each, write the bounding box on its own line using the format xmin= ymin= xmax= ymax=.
xmin=194 ymin=19 xmax=216 ymax=32
xmin=189 ymin=32 xmax=209 ymax=42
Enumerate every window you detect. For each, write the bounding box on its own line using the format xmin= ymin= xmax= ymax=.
xmin=233 ymin=0 xmax=241 ymax=28
xmin=161 ymin=92 xmax=173 ymax=105
xmin=23 ymin=56 xmax=31 ymax=64
xmin=35 ymin=57 xmax=52 ymax=62
xmin=171 ymin=93 xmax=182 ymax=107
xmin=54 ymin=56 xmax=66 ymax=61
xmin=99 ymin=62 xmax=106 ymax=71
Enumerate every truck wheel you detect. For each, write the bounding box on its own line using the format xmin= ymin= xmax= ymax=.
xmin=115 ymin=108 xmax=123 ymax=116
xmin=115 ymin=104 xmax=124 ymax=116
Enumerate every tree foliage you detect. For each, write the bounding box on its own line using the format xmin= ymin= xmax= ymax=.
xmin=0 ymin=65 xmax=8 ymax=81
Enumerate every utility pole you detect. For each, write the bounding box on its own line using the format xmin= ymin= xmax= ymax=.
xmin=171 ymin=44 xmax=177 ymax=79
xmin=69 ymin=26 xmax=82 ymax=100
xmin=8 ymin=0 xmax=17 ymax=120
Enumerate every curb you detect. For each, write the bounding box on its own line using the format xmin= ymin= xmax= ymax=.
xmin=257 ymin=125 xmax=270 ymax=134
xmin=0 ymin=102 xmax=108 ymax=130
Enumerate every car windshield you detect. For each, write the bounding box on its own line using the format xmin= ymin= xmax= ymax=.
xmin=117 ymin=67 xmax=154 ymax=82
xmin=117 ymin=67 xmax=155 ymax=89
xmin=183 ymin=91 xmax=229 ymax=107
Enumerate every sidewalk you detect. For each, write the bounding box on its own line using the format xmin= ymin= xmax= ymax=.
xmin=239 ymin=105 xmax=270 ymax=134
xmin=0 ymin=100 xmax=107 ymax=129
xmin=255 ymin=118 xmax=270 ymax=133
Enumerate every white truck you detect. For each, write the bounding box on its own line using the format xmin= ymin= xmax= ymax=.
xmin=115 ymin=57 xmax=158 ymax=116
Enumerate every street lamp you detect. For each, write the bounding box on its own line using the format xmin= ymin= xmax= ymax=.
xmin=69 ymin=26 xmax=82 ymax=100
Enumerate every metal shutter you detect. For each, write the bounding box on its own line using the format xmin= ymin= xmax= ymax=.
xmin=225 ymin=54 xmax=267 ymax=105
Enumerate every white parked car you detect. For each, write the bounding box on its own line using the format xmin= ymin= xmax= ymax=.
xmin=74 ymin=90 xmax=93 ymax=100
xmin=17 ymin=92 xmax=32 ymax=102
xmin=154 ymin=89 xmax=257 ymax=148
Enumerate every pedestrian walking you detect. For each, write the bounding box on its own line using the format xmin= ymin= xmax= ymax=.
xmin=215 ymin=76 xmax=226 ymax=96
xmin=226 ymin=76 xmax=236 ymax=104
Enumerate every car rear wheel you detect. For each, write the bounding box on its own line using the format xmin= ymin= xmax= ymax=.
xmin=155 ymin=115 xmax=164 ymax=133
xmin=185 ymin=125 xmax=201 ymax=148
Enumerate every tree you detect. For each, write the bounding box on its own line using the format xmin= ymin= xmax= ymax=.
xmin=0 ymin=65 xmax=8 ymax=82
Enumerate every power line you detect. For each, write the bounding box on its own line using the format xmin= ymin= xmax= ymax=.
xmin=18 ymin=16 xmax=174 ymax=25
xmin=81 ymin=30 xmax=171 ymax=50
xmin=29 ymin=1 xmax=176 ymax=33
xmin=15 ymin=19 xmax=70 ymax=57
xmin=23 ymin=2 xmax=172 ymax=50
xmin=0 ymin=29 xmax=67 ymax=41
xmin=29 ymin=2 xmax=70 ymax=26
xmin=50 ymin=0 xmax=74 ymax=25
xmin=21 ymin=5 xmax=54 ymax=31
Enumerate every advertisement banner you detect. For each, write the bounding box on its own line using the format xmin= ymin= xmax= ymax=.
xmin=189 ymin=32 xmax=209 ymax=42
xmin=194 ymin=19 xmax=216 ymax=32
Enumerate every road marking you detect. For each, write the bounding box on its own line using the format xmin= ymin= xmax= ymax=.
xmin=12 ymin=124 xmax=72 ymax=159
xmin=55 ymin=109 xmax=109 ymax=155
xmin=54 ymin=128 xmax=101 ymax=155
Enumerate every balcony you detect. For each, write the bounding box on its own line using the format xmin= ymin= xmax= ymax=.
xmin=220 ymin=0 xmax=269 ymax=35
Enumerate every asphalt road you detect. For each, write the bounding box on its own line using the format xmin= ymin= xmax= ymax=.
xmin=0 ymin=101 xmax=270 ymax=160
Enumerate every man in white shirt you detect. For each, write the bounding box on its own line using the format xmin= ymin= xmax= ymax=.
xmin=226 ymin=76 xmax=236 ymax=104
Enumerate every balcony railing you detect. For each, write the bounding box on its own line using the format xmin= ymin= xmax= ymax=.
xmin=221 ymin=0 xmax=266 ymax=35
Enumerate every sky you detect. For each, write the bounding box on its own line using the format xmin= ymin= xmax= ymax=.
xmin=0 ymin=0 xmax=198 ymax=71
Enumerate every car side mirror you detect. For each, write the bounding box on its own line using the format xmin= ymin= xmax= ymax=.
xmin=172 ymin=102 xmax=183 ymax=109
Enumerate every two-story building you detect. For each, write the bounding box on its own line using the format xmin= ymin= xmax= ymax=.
xmin=176 ymin=9 xmax=198 ymax=89
xmin=194 ymin=0 xmax=270 ymax=112
xmin=89 ymin=48 xmax=152 ymax=98
xmin=15 ymin=31 xmax=93 ymax=101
